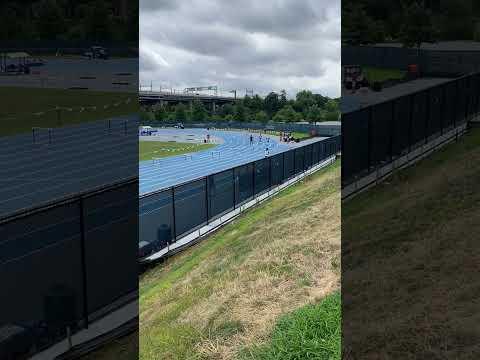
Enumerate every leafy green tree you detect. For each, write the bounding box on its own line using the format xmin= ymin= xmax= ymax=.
xmin=243 ymin=95 xmax=252 ymax=109
xmin=85 ymin=1 xmax=112 ymax=41
xmin=273 ymin=105 xmax=301 ymax=123
xmin=191 ymin=100 xmax=208 ymax=122
xmin=264 ymin=92 xmax=280 ymax=118
xmin=35 ymin=0 xmax=67 ymax=39
xmin=234 ymin=103 xmax=247 ymax=122
xmin=295 ymin=90 xmax=316 ymax=116
xmin=254 ymin=111 xmax=269 ymax=123
xmin=306 ymin=105 xmax=323 ymax=123
xmin=219 ymin=103 xmax=234 ymax=117
xmin=211 ymin=114 xmax=224 ymax=122
xmin=153 ymin=106 xmax=167 ymax=121
xmin=279 ymin=90 xmax=288 ymax=109
xmin=224 ymin=114 xmax=235 ymax=122
xmin=400 ymin=1 xmax=436 ymax=48
xmin=313 ymin=94 xmax=329 ymax=108
xmin=324 ymin=110 xmax=340 ymax=122
xmin=322 ymin=99 xmax=340 ymax=122
xmin=175 ymin=104 xmax=187 ymax=122
xmin=342 ymin=2 xmax=385 ymax=45
xmin=325 ymin=99 xmax=339 ymax=113
xmin=249 ymin=95 xmax=264 ymax=113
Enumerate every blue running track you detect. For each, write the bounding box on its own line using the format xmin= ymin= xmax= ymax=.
xmin=139 ymin=128 xmax=327 ymax=195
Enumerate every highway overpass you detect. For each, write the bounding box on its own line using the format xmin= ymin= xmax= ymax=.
xmin=139 ymin=90 xmax=237 ymax=111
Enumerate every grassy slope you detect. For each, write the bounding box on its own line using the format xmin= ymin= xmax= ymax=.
xmin=139 ymin=141 xmax=215 ymax=161
xmin=362 ymin=66 xmax=406 ymax=83
xmin=240 ymin=292 xmax=341 ymax=360
xmin=343 ymin=128 xmax=480 ymax=358
xmin=139 ymin=160 xmax=341 ymax=360
xmin=0 ymin=87 xmax=136 ymax=136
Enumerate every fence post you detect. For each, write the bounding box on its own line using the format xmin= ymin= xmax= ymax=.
xmin=205 ymin=177 xmax=209 ymax=224
xmin=388 ymin=101 xmax=395 ymax=162
xmin=252 ymin=162 xmax=256 ymax=197
xmin=425 ymin=90 xmax=430 ymax=144
xmin=303 ymin=147 xmax=306 ymax=172
xmin=440 ymin=85 xmax=445 ymax=135
xmin=293 ymin=148 xmax=296 ymax=175
xmin=171 ymin=187 xmax=177 ymax=242
xmin=367 ymin=107 xmax=372 ymax=172
xmin=233 ymin=168 xmax=237 ymax=209
xmin=408 ymin=94 xmax=414 ymax=153
xmin=79 ymin=197 xmax=89 ymax=329
xmin=453 ymin=81 xmax=458 ymax=129
xmin=268 ymin=157 xmax=272 ymax=189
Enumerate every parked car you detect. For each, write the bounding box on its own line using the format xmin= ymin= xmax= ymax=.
xmin=84 ymin=46 xmax=109 ymax=60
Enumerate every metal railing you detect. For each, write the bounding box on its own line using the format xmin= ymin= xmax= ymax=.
xmin=342 ymin=72 xmax=480 ymax=191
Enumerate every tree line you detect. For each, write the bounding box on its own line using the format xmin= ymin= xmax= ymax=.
xmin=0 ymin=0 xmax=138 ymax=42
xmin=343 ymin=0 xmax=480 ymax=47
xmin=141 ymin=90 xmax=340 ymax=124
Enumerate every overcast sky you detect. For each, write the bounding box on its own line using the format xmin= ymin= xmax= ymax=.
xmin=140 ymin=0 xmax=340 ymax=98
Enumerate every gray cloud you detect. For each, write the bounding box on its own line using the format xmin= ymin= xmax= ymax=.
xmin=140 ymin=0 xmax=340 ymax=98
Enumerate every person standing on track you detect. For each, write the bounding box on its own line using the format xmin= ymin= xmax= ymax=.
xmin=250 ymin=134 xmax=253 ymax=145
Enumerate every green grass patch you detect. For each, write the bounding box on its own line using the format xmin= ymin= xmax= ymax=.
xmin=291 ymin=131 xmax=311 ymax=140
xmin=362 ymin=66 xmax=406 ymax=84
xmin=0 ymin=86 xmax=137 ymax=136
xmin=240 ymin=292 xmax=341 ymax=360
xmin=139 ymin=140 xmax=215 ymax=161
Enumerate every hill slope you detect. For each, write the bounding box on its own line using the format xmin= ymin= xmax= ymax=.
xmin=139 ymin=160 xmax=341 ymax=359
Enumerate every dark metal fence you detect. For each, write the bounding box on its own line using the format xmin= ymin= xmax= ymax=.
xmin=139 ymin=136 xmax=341 ymax=258
xmin=0 ymin=179 xmax=138 ymax=357
xmin=342 ymin=73 xmax=480 ymax=187
xmin=342 ymin=45 xmax=480 ymax=76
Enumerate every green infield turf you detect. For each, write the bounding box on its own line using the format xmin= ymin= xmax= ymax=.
xmin=0 ymin=87 xmax=137 ymax=137
xmin=362 ymin=66 xmax=406 ymax=83
xmin=139 ymin=140 xmax=215 ymax=161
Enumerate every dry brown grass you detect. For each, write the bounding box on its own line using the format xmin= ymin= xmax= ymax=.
xmin=343 ymin=129 xmax=480 ymax=359
xmin=139 ymin=161 xmax=340 ymax=360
